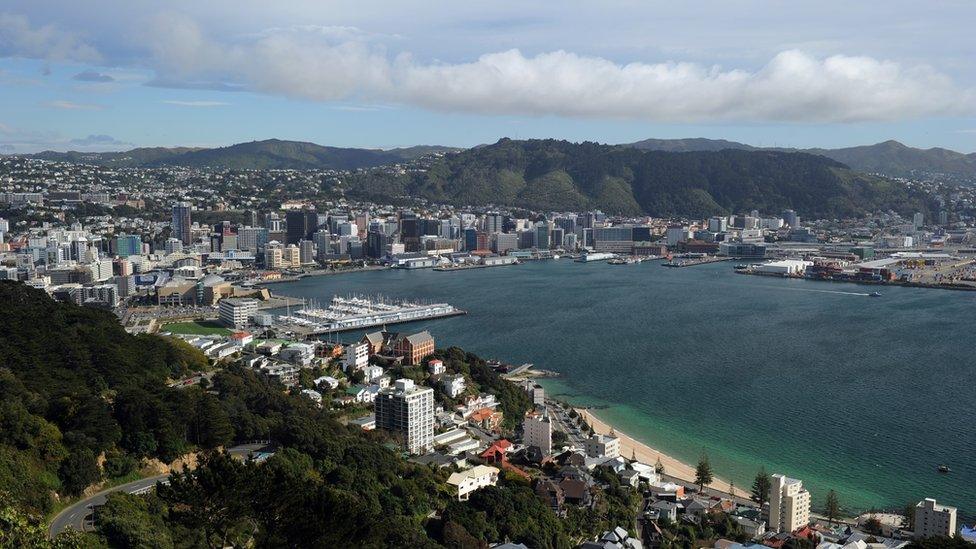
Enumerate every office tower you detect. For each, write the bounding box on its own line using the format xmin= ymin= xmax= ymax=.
xmin=114 ymin=234 xmax=142 ymax=258
xmin=783 ymin=209 xmax=800 ymax=228
xmin=375 ymin=379 xmax=434 ymax=454
xmin=768 ymin=474 xmax=811 ymax=533
xmin=299 ymin=240 xmax=316 ymax=264
xmin=485 ymin=212 xmax=505 ymax=234
xmin=172 ymin=202 xmax=192 ymax=245
xmin=286 ymin=210 xmax=318 ymax=244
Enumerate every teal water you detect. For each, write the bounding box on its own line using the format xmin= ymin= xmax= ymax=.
xmin=273 ymin=260 xmax=976 ymax=519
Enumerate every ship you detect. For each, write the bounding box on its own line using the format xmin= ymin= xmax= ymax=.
xmin=277 ymin=295 xmax=465 ymax=333
xmin=938 ymin=464 xmax=951 ymax=473
xmin=576 ymin=252 xmax=617 ymax=263
xmin=869 ymin=292 xmax=883 ymax=298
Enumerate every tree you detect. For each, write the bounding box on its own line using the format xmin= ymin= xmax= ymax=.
xmin=824 ymin=489 xmax=840 ymax=525
xmin=59 ymin=449 xmax=102 ymax=496
xmin=751 ymin=467 xmax=771 ymax=507
xmin=694 ymin=452 xmax=713 ymax=494
xmin=901 ymin=502 xmax=916 ymax=528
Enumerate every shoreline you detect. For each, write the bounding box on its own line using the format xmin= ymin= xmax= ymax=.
xmin=576 ymin=407 xmax=738 ymax=497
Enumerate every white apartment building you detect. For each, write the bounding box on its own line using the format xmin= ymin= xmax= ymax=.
xmin=523 ymin=415 xmax=553 ymax=457
xmin=428 ymin=359 xmax=446 ymax=375
xmin=584 ymin=433 xmax=620 ymax=459
xmin=344 ymin=342 xmax=369 ymax=372
xmin=769 ymin=474 xmax=811 ymax=533
xmin=441 ymin=374 xmax=466 ymax=398
xmin=914 ymin=498 xmax=957 ymax=539
xmin=375 ymin=379 xmax=435 ymax=455
xmin=447 ymin=465 xmax=499 ymax=501
xmin=218 ymin=298 xmax=258 ymax=328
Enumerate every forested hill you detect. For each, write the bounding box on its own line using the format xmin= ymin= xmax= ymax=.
xmin=627 ymin=137 xmax=976 ymax=181
xmin=345 ymin=138 xmax=933 ymax=218
xmin=27 ymin=139 xmax=459 ymax=170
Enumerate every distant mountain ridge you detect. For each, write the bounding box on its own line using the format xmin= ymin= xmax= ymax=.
xmin=27 ymin=139 xmax=460 ymax=170
xmin=627 ymin=138 xmax=976 ymax=180
xmin=343 ymin=138 xmax=933 ymax=218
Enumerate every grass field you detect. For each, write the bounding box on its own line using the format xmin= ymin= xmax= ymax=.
xmin=161 ymin=320 xmax=232 ymax=336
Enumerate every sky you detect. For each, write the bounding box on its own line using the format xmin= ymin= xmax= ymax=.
xmin=1 ymin=1 xmax=975 ymax=153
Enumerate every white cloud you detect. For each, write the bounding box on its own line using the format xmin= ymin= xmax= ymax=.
xmin=0 ymin=13 xmax=100 ymax=62
xmin=162 ymin=100 xmax=229 ymax=107
xmin=141 ymin=16 xmax=974 ymax=123
xmin=43 ymin=100 xmax=105 ymax=110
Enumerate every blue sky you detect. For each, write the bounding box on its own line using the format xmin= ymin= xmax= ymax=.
xmin=1 ymin=1 xmax=975 ymax=153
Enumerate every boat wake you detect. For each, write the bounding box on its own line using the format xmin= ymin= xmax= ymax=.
xmin=758 ymin=286 xmax=871 ymax=297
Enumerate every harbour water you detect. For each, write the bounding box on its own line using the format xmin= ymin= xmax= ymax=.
xmin=272 ymin=260 xmax=976 ymax=519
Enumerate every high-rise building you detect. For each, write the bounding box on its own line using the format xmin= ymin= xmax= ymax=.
xmin=913 ymin=212 xmax=924 ymax=230
xmin=523 ymin=415 xmax=553 ymax=457
xmin=366 ymin=230 xmax=390 ymax=258
xmin=783 ymin=209 xmax=800 ymax=229
xmin=286 ymin=210 xmax=319 ymax=244
xmin=375 ymin=379 xmax=434 ymax=454
xmin=218 ymin=298 xmax=258 ymax=328
xmin=768 ymin=474 xmax=811 ymax=533
xmin=171 ymin=202 xmax=192 ymax=245
xmin=485 ymin=212 xmax=505 ymax=234
xmin=114 ymin=234 xmax=142 ymax=258
xmin=914 ymin=498 xmax=957 ymax=539
xmin=299 ymin=240 xmax=316 ymax=264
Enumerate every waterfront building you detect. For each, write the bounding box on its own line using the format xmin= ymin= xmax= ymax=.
xmin=218 ymin=298 xmax=258 ymax=328
xmin=393 ymin=331 xmax=435 ymax=365
xmin=171 ymin=202 xmax=192 ymax=245
xmin=914 ymin=498 xmax=957 ymax=539
xmin=768 ymin=474 xmax=811 ymax=533
xmin=447 ymin=464 xmax=499 ymax=501
xmin=282 ymin=244 xmax=301 ymax=268
xmin=493 ymin=232 xmax=518 ymax=254
xmin=584 ymin=433 xmax=620 ymax=459
xmin=666 ymin=226 xmax=691 ymax=246
xmin=375 ymin=379 xmax=435 ymax=454
xmin=523 ymin=414 xmax=553 ymax=457
xmin=264 ymin=242 xmax=283 ymax=269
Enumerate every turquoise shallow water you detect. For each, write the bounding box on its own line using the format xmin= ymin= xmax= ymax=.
xmin=273 ymin=260 xmax=976 ymax=520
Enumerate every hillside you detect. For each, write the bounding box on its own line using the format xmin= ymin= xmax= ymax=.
xmin=346 ymin=139 xmax=932 ymax=218
xmin=27 ymin=139 xmax=459 ymax=170
xmin=627 ymin=138 xmax=976 ymax=180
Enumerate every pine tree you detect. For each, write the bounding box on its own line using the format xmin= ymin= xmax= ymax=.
xmin=751 ymin=467 xmax=771 ymax=506
xmin=694 ymin=452 xmax=713 ymax=494
xmin=825 ymin=489 xmax=840 ymax=525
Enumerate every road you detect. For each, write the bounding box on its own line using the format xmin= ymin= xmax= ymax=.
xmin=48 ymin=443 xmax=272 ymax=538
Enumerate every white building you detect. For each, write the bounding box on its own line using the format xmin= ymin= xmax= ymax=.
xmin=279 ymin=343 xmax=315 ymax=366
xmin=523 ymin=415 xmax=553 ymax=457
xmin=344 ymin=342 xmax=369 ymax=372
xmin=218 ymin=298 xmax=258 ymax=328
xmin=914 ymin=498 xmax=957 ymax=539
xmin=584 ymin=433 xmax=620 ymax=459
xmin=428 ymin=359 xmax=446 ymax=375
xmin=666 ymin=226 xmax=691 ymax=246
xmin=447 ymin=465 xmax=499 ymax=501
xmin=375 ymin=379 xmax=435 ymax=454
xmin=441 ymin=374 xmax=466 ymax=398
xmin=769 ymin=474 xmax=811 ymax=533
xmin=754 ymin=259 xmax=813 ymax=276
xmin=363 ymin=365 xmax=384 ymax=383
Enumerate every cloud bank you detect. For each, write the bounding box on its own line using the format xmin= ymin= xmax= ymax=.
xmin=3 ymin=12 xmax=974 ymax=124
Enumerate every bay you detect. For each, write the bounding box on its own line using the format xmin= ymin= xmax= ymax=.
xmin=271 ymin=259 xmax=976 ymax=519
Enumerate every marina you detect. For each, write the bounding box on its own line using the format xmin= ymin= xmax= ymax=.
xmin=276 ymin=295 xmax=466 ymax=335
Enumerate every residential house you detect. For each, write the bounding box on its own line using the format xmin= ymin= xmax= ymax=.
xmin=447 ymin=465 xmax=499 ymax=501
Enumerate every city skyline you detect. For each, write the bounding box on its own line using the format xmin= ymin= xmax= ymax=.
xmin=1 ymin=1 xmax=975 ymax=153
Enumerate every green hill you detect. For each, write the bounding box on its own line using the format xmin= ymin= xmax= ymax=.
xmin=27 ymin=140 xmax=458 ymax=170
xmin=628 ymin=137 xmax=976 ymax=180
xmin=346 ymin=138 xmax=933 ymax=218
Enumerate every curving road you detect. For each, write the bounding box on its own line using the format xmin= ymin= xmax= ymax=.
xmin=48 ymin=443 xmax=272 ymax=538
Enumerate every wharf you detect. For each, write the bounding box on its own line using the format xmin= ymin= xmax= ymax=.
xmin=661 ymin=256 xmax=731 ymax=268
xmin=280 ymin=308 xmax=467 ymax=337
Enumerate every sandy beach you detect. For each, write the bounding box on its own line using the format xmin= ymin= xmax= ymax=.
xmin=577 ymin=408 xmax=738 ymax=497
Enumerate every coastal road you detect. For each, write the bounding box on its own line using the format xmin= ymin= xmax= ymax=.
xmin=48 ymin=443 xmax=272 ymax=538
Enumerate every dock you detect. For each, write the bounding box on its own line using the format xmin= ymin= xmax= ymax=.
xmin=661 ymin=256 xmax=731 ymax=268
xmin=276 ymin=295 xmax=466 ymax=336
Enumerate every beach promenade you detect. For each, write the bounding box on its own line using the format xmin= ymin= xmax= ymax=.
xmin=577 ymin=408 xmax=737 ymax=496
